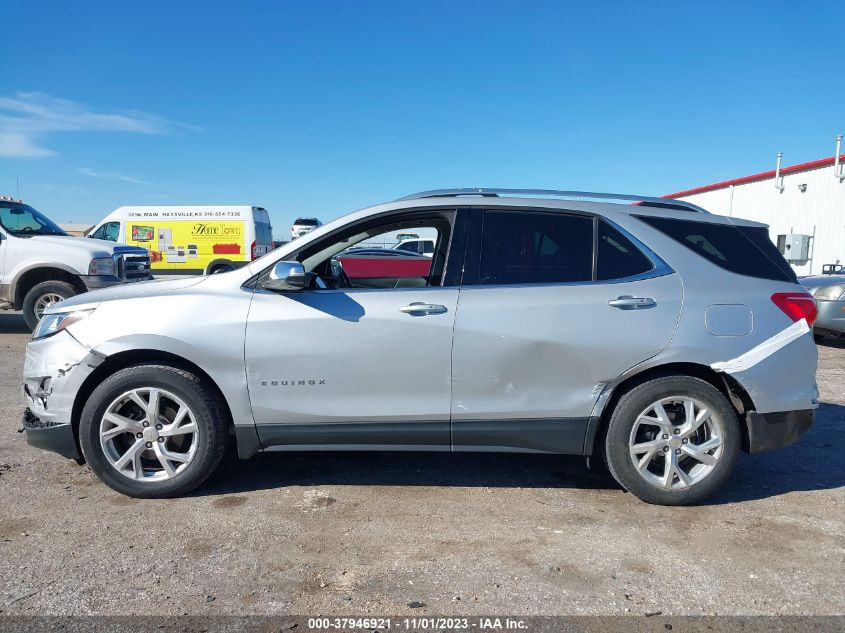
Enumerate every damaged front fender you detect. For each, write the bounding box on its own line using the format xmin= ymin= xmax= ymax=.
xmin=22 ymin=331 xmax=104 ymax=425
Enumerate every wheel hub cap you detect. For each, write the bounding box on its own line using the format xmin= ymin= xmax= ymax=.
xmin=34 ymin=293 xmax=65 ymax=319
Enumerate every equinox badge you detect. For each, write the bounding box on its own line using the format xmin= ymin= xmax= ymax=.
xmin=260 ymin=379 xmax=326 ymax=387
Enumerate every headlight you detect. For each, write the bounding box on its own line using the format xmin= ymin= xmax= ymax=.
xmin=32 ymin=309 xmax=96 ymax=341
xmin=89 ymin=257 xmax=116 ymax=276
xmin=813 ymin=284 xmax=845 ymax=301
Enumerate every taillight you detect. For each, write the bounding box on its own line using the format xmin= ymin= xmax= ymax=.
xmin=771 ymin=292 xmax=817 ymax=326
xmin=251 ymin=240 xmax=257 ymax=261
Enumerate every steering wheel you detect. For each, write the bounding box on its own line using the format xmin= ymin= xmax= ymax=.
xmin=330 ymin=257 xmax=352 ymax=289
xmin=19 ymin=227 xmax=34 ymax=233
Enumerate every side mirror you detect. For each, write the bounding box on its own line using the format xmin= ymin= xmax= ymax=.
xmin=262 ymin=261 xmax=307 ymax=291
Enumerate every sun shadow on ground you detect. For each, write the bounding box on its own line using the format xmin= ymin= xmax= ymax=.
xmin=815 ymin=335 xmax=845 ymax=349
xmin=708 ymin=401 xmax=845 ymax=504
xmin=196 ymin=403 xmax=844 ymax=503
xmin=0 ymin=313 xmax=29 ymax=335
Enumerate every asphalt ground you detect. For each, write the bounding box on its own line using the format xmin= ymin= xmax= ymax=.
xmin=0 ymin=311 xmax=842 ymax=617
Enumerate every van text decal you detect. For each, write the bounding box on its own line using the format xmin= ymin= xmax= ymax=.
xmin=192 ymin=222 xmax=242 ymax=236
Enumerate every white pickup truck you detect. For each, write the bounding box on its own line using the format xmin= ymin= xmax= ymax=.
xmin=0 ymin=196 xmax=152 ymax=330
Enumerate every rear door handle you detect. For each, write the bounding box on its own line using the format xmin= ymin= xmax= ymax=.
xmin=608 ymin=296 xmax=656 ymax=309
xmin=400 ymin=302 xmax=448 ymax=315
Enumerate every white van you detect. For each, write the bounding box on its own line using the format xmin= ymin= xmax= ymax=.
xmin=89 ymin=206 xmax=273 ymax=275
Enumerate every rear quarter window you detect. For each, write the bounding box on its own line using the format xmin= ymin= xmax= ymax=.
xmin=637 ymin=216 xmax=797 ymax=283
xmin=597 ymin=220 xmax=654 ymax=280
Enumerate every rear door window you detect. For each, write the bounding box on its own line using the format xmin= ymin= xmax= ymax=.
xmin=479 ymin=211 xmax=593 ymax=285
xmin=255 ymin=221 xmax=273 ymax=246
xmin=637 ymin=216 xmax=796 ymax=283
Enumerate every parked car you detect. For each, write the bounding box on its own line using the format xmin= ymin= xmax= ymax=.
xmin=0 ymin=196 xmax=151 ymax=330
xmin=290 ymin=217 xmax=322 ymax=240
xmin=393 ymin=237 xmax=435 ymax=257
xmin=21 ymin=188 xmax=818 ymax=505
xmin=801 ymin=274 xmax=845 ymax=337
xmin=336 ymin=249 xmax=432 ymax=285
xmin=88 ymin=205 xmax=273 ymax=275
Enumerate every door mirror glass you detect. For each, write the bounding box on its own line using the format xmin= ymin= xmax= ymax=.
xmin=263 ymin=261 xmax=306 ymax=291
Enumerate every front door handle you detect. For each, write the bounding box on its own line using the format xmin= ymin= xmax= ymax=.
xmin=400 ymin=302 xmax=448 ymax=315
xmin=608 ymin=296 xmax=656 ymax=309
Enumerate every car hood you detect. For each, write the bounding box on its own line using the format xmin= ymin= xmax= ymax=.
xmin=800 ymin=275 xmax=845 ymax=290
xmin=16 ymin=234 xmax=148 ymax=257
xmin=46 ymin=276 xmax=207 ymax=313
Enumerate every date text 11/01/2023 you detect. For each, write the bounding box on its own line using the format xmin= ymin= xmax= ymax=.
xmin=306 ymin=618 xmax=528 ymax=630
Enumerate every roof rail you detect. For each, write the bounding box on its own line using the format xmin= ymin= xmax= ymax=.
xmin=395 ymin=188 xmax=709 ymax=214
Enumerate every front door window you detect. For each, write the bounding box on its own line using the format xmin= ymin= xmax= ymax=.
xmin=91 ymin=222 xmax=120 ymax=242
xmin=294 ymin=213 xmax=454 ymax=290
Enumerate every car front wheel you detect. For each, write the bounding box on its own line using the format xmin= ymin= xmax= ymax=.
xmin=604 ymin=375 xmax=740 ymax=505
xmin=22 ymin=280 xmax=77 ymax=331
xmin=79 ymin=364 xmax=229 ymax=498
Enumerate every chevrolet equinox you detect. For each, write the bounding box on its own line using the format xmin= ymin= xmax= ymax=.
xmin=21 ymin=189 xmax=818 ymax=505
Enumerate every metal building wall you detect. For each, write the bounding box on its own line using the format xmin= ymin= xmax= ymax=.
xmin=675 ymin=162 xmax=845 ymax=276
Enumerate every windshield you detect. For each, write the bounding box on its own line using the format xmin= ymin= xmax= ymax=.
xmin=0 ymin=202 xmax=67 ymax=237
xmin=294 ymin=218 xmax=319 ymax=227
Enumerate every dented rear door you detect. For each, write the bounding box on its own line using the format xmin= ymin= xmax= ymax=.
xmin=449 ymin=208 xmax=683 ymax=453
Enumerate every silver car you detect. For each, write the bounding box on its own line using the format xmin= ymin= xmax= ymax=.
xmin=21 ymin=189 xmax=819 ymax=505
xmin=801 ymin=274 xmax=845 ymax=337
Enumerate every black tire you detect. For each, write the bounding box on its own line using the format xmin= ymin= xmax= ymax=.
xmin=22 ymin=280 xmax=77 ymax=331
xmin=79 ymin=364 xmax=229 ymax=498
xmin=208 ymin=264 xmax=234 ymax=275
xmin=604 ymin=375 xmax=740 ymax=505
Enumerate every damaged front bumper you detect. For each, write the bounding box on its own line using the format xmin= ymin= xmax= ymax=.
xmin=21 ymin=330 xmax=102 ymax=460
xmin=19 ymin=409 xmax=81 ymax=460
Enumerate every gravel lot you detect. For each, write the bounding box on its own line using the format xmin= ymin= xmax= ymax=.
xmin=0 ymin=311 xmax=842 ymax=616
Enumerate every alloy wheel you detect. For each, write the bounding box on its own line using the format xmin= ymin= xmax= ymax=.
xmin=99 ymin=388 xmax=199 ymax=482
xmin=628 ymin=396 xmax=724 ymax=490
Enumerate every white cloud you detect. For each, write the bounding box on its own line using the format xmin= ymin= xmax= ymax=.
xmin=0 ymin=130 xmax=56 ymax=157
xmin=0 ymin=92 xmax=201 ymax=158
xmin=77 ymin=167 xmax=153 ymax=186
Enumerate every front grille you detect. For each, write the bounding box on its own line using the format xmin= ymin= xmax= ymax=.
xmin=116 ymin=254 xmax=152 ymax=281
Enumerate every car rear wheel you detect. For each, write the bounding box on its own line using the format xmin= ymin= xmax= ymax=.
xmin=604 ymin=375 xmax=740 ymax=505
xmin=79 ymin=364 xmax=229 ymax=498
xmin=22 ymin=280 xmax=77 ymax=331
xmin=208 ymin=263 xmax=234 ymax=274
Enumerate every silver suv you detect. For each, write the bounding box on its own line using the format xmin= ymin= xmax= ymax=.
xmin=21 ymin=189 xmax=818 ymax=505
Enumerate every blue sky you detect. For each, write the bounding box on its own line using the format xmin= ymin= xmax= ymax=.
xmin=1 ymin=1 xmax=843 ymax=235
